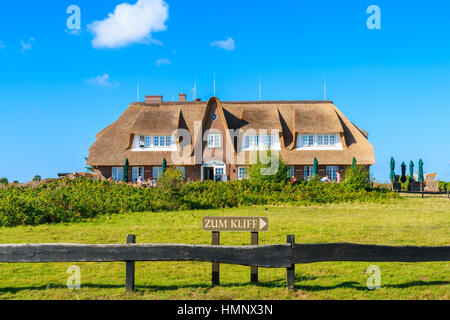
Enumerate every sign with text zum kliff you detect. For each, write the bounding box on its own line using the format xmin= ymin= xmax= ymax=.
xmin=202 ymin=216 xmax=269 ymax=232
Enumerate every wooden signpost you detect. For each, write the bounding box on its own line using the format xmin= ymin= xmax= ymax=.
xmin=202 ymin=216 xmax=269 ymax=286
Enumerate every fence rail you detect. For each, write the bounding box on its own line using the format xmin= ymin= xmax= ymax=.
xmin=396 ymin=190 xmax=449 ymax=198
xmin=1 ymin=236 xmax=449 ymax=291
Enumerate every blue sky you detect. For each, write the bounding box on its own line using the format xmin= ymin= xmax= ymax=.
xmin=0 ymin=0 xmax=449 ymax=182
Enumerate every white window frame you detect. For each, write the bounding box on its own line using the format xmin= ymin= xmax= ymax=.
xmin=207 ymin=134 xmax=222 ymax=148
xmin=298 ymin=134 xmax=342 ymax=150
xmin=238 ymin=167 xmax=249 ymax=180
xmin=287 ymin=166 xmax=294 ymax=178
xmin=304 ymin=166 xmax=314 ymax=179
xmin=132 ymin=167 xmax=144 ymax=182
xmin=112 ymin=167 xmax=124 ymax=181
xmin=152 ymin=167 xmax=163 ymax=179
xmin=326 ymin=166 xmax=339 ymax=181
xmin=215 ymin=167 xmax=225 ymax=177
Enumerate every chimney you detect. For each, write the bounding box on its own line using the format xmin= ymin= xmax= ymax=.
xmin=178 ymin=93 xmax=187 ymax=102
xmin=145 ymin=95 xmax=163 ymax=104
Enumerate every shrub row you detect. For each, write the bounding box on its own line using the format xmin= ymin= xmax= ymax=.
xmin=0 ymin=177 xmax=398 ymax=227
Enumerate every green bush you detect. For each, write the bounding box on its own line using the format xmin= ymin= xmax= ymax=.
xmin=438 ymin=181 xmax=449 ymax=192
xmin=248 ymin=151 xmax=289 ymax=183
xmin=342 ymin=166 xmax=371 ymax=191
xmin=0 ymin=177 xmax=8 ymax=185
xmin=0 ymin=176 xmax=398 ymax=227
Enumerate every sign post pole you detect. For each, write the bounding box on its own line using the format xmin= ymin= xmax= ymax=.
xmin=251 ymin=231 xmax=258 ymax=284
xmin=211 ymin=231 xmax=220 ymax=287
xmin=286 ymin=235 xmax=295 ymax=291
xmin=203 ymin=217 xmax=268 ymax=287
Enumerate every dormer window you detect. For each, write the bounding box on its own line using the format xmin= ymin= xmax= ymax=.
xmin=243 ymin=134 xmax=278 ymax=150
xmin=207 ymin=134 xmax=222 ymax=148
xmin=297 ymin=133 xmax=342 ymax=150
xmin=133 ymin=135 xmax=175 ymax=151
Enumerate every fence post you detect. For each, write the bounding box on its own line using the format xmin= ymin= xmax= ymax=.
xmin=125 ymin=234 xmax=136 ymax=292
xmin=286 ymin=235 xmax=295 ymax=291
xmin=251 ymin=232 xmax=258 ymax=284
xmin=212 ymin=231 xmax=220 ymax=286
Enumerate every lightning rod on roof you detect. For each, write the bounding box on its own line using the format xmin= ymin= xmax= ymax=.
xmin=193 ymin=74 xmax=197 ymax=101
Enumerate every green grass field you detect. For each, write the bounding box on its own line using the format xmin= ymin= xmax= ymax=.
xmin=0 ymin=197 xmax=448 ymax=300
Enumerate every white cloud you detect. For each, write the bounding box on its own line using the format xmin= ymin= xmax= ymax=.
xmin=87 ymin=73 xmax=119 ymax=88
xmin=20 ymin=38 xmax=34 ymax=53
xmin=88 ymin=0 xmax=169 ymax=49
xmin=156 ymin=58 xmax=171 ymax=67
xmin=210 ymin=37 xmax=235 ymax=51
xmin=0 ymin=41 xmax=5 ymax=50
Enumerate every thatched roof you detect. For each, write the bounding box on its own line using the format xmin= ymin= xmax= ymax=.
xmin=294 ymin=103 xmax=344 ymax=134
xmin=131 ymin=108 xmax=181 ymax=135
xmin=87 ymin=98 xmax=375 ymax=166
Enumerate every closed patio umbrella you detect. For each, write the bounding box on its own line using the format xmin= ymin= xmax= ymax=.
xmin=418 ymin=159 xmax=424 ymax=183
xmin=162 ymin=158 xmax=167 ymax=175
xmin=409 ymin=161 xmax=414 ymax=183
xmin=400 ymin=162 xmax=407 ymax=183
xmin=352 ymin=157 xmax=357 ymax=169
xmin=124 ymin=158 xmax=129 ymax=183
xmin=313 ymin=158 xmax=318 ymax=176
xmin=390 ymin=157 xmax=395 ymax=182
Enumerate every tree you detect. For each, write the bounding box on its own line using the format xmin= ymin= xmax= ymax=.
xmin=84 ymin=156 xmax=94 ymax=173
xmin=33 ymin=175 xmax=41 ymax=182
xmin=0 ymin=177 xmax=8 ymax=185
xmin=249 ymin=151 xmax=289 ymax=183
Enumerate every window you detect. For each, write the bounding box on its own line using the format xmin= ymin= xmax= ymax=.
xmin=318 ymin=135 xmax=323 ymax=146
xmin=136 ymin=135 xmax=172 ymax=149
xmin=330 ymin=134 xmax=335 ymax=145
xmin=154 ymin=136 xmax=171 ymax=147
xmin=302 ymin=135 xmax=314 ymax=146
xmin=144 ymin=136 xmax=151 ymax=148
xmin=304 ymin=166 xmax=314 ymax=179
xmin=112 ymin=167 xmax=124 ymax=181
xmin=262 ymin=135 xmax=273 ymax=147
xmin=207 ymin=134 xmax=222 ymax=148
xmin=300 ymin=134 xmax=337 ymax=148
xmin=238 ymin=167 xmax=248 ymax=180
xmin=132 ymin=167 xmax=144 ymax=182
xmin=176 ymin=166 xmax=185 ymax=179
xmin=324 ymin=134 xmax=329 ymax=145
xmin=287 ymin=166 xmax=294 ymax=178
xmin=152 ymin=167 xmax=163 ymax=179
xmin=215 ymin=167 xmax=225 ymax=177
xmin=326 ymin=166 xmax=338 ymax=181
xmin=244 ymin=135 xmax=274 ymax=149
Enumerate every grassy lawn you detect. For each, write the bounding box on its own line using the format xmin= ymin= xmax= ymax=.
xmin=0 ymin=197 xmax=448 ymax=300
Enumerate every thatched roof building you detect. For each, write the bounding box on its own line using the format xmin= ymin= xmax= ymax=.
xmin=87 ymin=96 xmax=374 ymax=182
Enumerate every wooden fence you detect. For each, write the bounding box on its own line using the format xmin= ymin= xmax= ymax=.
xmin=396 ymin=190 xmax=450 ymax=198
xmin=0 ymin=235 xmax=449 ymax=291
